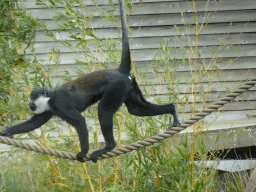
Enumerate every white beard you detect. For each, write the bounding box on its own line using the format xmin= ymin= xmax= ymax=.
xmin=34 ymin=96 xmax=51 ymax=114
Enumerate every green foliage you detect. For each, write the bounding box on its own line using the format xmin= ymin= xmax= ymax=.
xmin=0 ymin=134 xmax=221 ymax=192
xmin=0 ymin=0 xmax=48 ymax=125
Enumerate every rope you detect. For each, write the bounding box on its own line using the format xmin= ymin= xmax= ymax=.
xmin=0 ymin=77 xmax=256 ymax=162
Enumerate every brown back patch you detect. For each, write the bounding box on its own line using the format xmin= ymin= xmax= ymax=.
xmin=65 ymin=69 xmax=111 ymax=92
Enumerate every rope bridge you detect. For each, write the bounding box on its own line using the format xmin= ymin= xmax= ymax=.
xmin=0 ymin=77 xmax=256 ymax=162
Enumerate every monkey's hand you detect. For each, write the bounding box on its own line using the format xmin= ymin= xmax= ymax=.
xmin=0 ymin=129 xmax=14 ymax=139
xmin=0 ymin=129 xmax=12 ymax=136
xmin=76 ymin=150 xmax=88 ymax=162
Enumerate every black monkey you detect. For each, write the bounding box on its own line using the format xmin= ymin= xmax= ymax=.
xmin=0 ymin=0 xmax=181 ymax=163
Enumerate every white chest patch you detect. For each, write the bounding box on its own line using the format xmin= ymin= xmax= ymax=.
xmin=34 ymin=96 xmax=51 ymax=114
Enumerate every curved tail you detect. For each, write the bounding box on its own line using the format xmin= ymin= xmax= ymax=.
xmin=118 ymin=0 xmax=131 ymax=75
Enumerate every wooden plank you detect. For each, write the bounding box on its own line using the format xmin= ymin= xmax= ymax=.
xmin=175 ymin=120 xmax=256 ymax=152
xmin=28 ymin=1 xmax=256 ymax=19
xmin=152 ymin=83 xmax=256 ymax=95
xmin=181 ymin=110 xmax=256 ymax=123
xmin=42 ymin=10 xmax=256 ymax=30
xmin=28 ymin=33 xmax=256 ymax=54
xmin=176 ymin=101 xmax=256 ymax=113
xmin=145 ymin=91 xmax=256 ymax=105
xmin=131 ymin=1 xmax=256 ymax=15
xmin=27 ymin=44 xmax=256 ymax=64
xmin=135 ymin=44 xmax=255 ymax=61
xmin=35 ymin=22 xmax=256 ymax=42
xmin=146 ymin=91 xmax=256 ymax=103
xmin=48 ymin=68 xmax=255 ymax=86
xmin=181 ymin=116 xmax=256 ymax=134
xmin=41 ymin=56 xmax=256 ymax=77
xmin=24 ymin=0 xmax=180 ymax=9
xmin=134 ymin=57 xmax=256 ymax=71
xmin=129 ymin=22 xmax=256 ymax=38
xmin=135 ymin=69 xmax=256 ymax=84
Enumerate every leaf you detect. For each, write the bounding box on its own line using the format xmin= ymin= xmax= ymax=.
xmin=174 ymin=25 xmax=181 ymax=34
xmin=48 ymin=0 xmax=55 ymax=5
xmin=238 ymin=44 xmax=240 ymax=53
xmin=45 ymin=30 xmax=54 ymax=38
xmin=181 ymin=52 xmax=186 ymax=64
xmin=48 ymin=54 xmax=56 ymax=58
xmin=66 ymin=7 xmax=73 ymax=16
xmin=220 ymin=41 xmax=226 ymax=47
xmin=24 ymin=75 xmax=29 ymax=85
xmin=2 ymin=169 xmax=7 ymax=174
xmin=215 ymin=134 xmax=220 ymax=145
xmin=56 ymin=183 xmax=68 ymax=187
xmin=113 ymin=115 xmax=118 ymax=127
xmin=76 ymin=40 xmax=85 ymax=47
xmin=35 ymin=0 xmax=46 ymax=5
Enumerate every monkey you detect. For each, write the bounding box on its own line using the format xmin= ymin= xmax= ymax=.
xmin=0 ymin=0 xmax=181 ymax=163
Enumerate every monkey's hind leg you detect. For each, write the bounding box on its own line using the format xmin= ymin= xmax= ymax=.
xmin=125 ymin=82 xmax=181 ymax=130
xmin=90 ymin=81 xmax=128 ymax=163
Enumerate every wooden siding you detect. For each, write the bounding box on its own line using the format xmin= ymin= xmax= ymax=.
xmin=24 ymin=0 xmax=256 ymax=114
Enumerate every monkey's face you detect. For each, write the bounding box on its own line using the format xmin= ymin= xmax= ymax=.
xmin=30 ymin=88 xmax=51 ymax=114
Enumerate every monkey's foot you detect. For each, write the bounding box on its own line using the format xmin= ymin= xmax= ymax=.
xmin=76 ymin=150 xmax=88 ymax=162
xmin=167 ymin=121 xmax=181 ymax=130
xmin=90 ymin=147 xmax=113 ymax=163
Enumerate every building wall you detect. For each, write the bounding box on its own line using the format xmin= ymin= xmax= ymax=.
xmin=24 ymin=0 xmax=256 ymax=120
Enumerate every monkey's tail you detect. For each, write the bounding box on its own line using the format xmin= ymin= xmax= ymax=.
xmin=118 ymin=0 xmax=131 ymax=75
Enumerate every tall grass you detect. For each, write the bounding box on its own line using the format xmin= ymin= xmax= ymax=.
xmin=0 ymin=0 xmax=250 ymax=191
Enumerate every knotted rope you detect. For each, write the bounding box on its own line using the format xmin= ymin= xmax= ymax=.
xmin=0 ymin=77 xmax=256 ymax=162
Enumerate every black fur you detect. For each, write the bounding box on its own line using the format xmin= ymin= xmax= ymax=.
xmin=0 ymin=0 xmax=181 ymax=163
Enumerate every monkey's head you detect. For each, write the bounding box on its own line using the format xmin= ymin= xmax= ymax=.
xmin=30 ymin=87 xmax=52 ymax=114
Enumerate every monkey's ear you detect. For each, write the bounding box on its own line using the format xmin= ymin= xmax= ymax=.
xmin=40 ymin=90 xmax=47 ymax=97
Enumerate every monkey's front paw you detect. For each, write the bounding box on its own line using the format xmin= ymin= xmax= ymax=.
xmin=76 ymin=151 xmax=88 ymax=162
xmin=0 ymin=130 xmax=11 ymax=137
